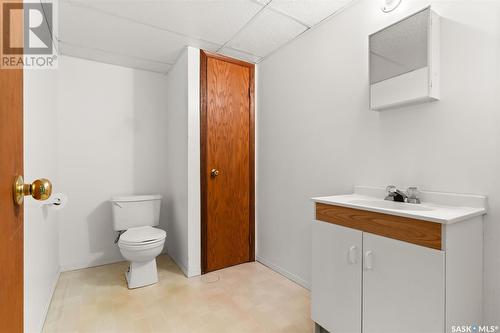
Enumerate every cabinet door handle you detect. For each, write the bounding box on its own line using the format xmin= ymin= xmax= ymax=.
xmin=364 ymin=250 xmax=374 ymax=270
xmin=348 ymin=245 xmax=358 ymax=264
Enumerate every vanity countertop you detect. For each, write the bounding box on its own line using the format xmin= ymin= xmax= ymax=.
xmin=312 ymin=186 xmax=487 ymax=224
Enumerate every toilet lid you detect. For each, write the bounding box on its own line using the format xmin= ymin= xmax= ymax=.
xmin=119 ymin=226 xmax=166 ymax=245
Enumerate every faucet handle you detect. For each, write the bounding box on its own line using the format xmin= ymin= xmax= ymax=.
xmin=406 ymin=186 xmax=421 ymax=204
xmin=406 ymin=186 xmax=419 ymax=198
xmin=386 ymin=185 xmax=397 ymax=194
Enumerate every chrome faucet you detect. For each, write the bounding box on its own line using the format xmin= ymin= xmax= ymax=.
xmin=385 ymin=185 xmax=421 ymax=204
xmin=384 ymin=185 xmax=407 ymax=202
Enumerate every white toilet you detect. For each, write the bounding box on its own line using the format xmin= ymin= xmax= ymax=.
xmin=111 ymin=195 xmax=166 ymax=289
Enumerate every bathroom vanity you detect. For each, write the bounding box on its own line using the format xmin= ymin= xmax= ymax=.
xmin=311 ymin=186 xmax=487 ymax=333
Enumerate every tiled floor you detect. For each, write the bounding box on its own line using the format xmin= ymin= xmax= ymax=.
xmin=43 ymin=255 xmax=313 ymax=333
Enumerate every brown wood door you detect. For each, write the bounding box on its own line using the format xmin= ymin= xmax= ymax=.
xmin=0 ymin=11 xmax=24 ymax=331
xmin=200 ymin=51 xmax=254 ymax=273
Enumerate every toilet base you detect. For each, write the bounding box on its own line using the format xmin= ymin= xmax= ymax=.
xmin=125 ymin=259 xmax=158 ymax=289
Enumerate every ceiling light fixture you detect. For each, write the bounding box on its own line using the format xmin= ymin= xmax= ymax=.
xmin=381 ymin=0 xmax=402 ymax=13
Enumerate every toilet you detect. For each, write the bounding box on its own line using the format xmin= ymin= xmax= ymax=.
xmin=111 ymin=195 xmax=166 ymax=289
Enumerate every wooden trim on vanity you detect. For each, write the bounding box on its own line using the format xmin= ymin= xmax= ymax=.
xmin=315 ymin=203 xmax=442 ymax=250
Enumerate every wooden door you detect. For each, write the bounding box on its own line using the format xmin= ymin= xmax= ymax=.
xmin=312 ymin=221 xmax=362 ymax=333
xmin=362 ymin=233 xmax=445 ymax=333
xmin=0 ymin=6 xmax=24 ymax=330
xmin=200 ymin=51 xmax=254 ymax=273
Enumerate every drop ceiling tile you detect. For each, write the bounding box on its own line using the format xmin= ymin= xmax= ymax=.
xmin=27 ymin=2 xmax=58 ymax=53
xmin=251 ymin=0 xmax=272 ymax=4
xmin=68 ymin=0 xmax=263 ymax=45
xmin=269 ymin=0 xmax=350 ymax=27
xmin=218 ymin=47 xmax=262 ymax=64
xmin=60 ymin=42 xmax=172 ymax=73
xmin=40 ymin=0 xmax=58 ymax=42
xmin=227 ymin=7 xmax=307 ymax=57
xmin=59 ymin=2 xmax=219 ymax=64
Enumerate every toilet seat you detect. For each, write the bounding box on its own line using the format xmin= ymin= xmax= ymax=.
xmin=118 ymin=226 xmax=166 ymax=247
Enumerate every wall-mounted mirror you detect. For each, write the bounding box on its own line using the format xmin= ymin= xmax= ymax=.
xmin=369 ymin=7 xmax=440 ymax=111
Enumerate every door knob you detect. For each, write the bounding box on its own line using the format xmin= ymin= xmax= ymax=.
xmin=210 ymin=169 xmax=219 ymax=177
xmin=13 ymin=175 xmax=52 ymax=205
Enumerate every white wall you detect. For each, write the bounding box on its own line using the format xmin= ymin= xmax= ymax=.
xmin=164 ymin=49 xmax=189 ymax=274
xmin=57 ymin=56 xmax=169 ymax=270
xmin=186 ymin=48 xmax=201 ymax=276
xmin=23 ymin=55 xmax=169 ymax=330
xmin=164 ymin=47 xmax=201 ymax=277
xmin=24 ymin=69 xmax=60 ymax=333
xmin=257 ymin=0 xmax=500 ymax=324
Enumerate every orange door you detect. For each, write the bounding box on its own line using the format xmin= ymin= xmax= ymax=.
xmin=0 ymin=29 xmax=24 ymax=333
xmin=201 ymin=51 xmax=255 ymax=273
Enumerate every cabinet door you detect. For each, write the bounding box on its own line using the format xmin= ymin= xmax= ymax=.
xmin=312 ymin=221 xmax=362 ymax=333
xmin=363 ymin=233 xmax=445 ymax=333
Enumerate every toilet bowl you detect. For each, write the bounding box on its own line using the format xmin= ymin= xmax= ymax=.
xmin=118 ymin=226 xmax=166 ymax=288
xmin=111 ymin=195 xmax=165 ymax=289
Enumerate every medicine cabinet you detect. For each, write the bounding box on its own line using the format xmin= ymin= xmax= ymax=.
xmin=369 ymin=7 xmax=440 ymax=110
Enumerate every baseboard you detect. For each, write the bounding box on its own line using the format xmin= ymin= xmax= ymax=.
xmin=37 ymin=269 xmax=60 ymax=333
xmin=187 ymin=265 xmax=201 ymax=278
xmin=60 ymin=257 xmax=125 ymax=272
xmin=256 ymin=256 xmax=311 ymax=290
xmin=168 ymin=252 xmax=189 ymax=277
xmin=164 ymin=248 xmax=200 ymax=277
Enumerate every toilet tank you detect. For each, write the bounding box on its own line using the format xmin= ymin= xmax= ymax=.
xmin=111 ymin=195 xmax=162 ymax=231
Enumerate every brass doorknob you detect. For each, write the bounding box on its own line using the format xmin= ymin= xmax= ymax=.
xmin=210 ymin=169 xmax=219 ymax=177
xmin=13 ymin=175 xmax=52 ymax=205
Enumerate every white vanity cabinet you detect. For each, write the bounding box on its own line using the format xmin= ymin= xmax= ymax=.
xmin=312 ymin=222 xmax=362 ymax=333
xmin=312 ymin=222 xmax=444 ymax=333
xmin=362 ymin=233 xmax=444 ymax=333
xmin=312 ymin=188 xmax=487 ymax=333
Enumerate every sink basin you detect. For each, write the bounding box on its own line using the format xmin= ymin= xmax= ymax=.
xmin=348 ymin=199 xmax=434 ymax=212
